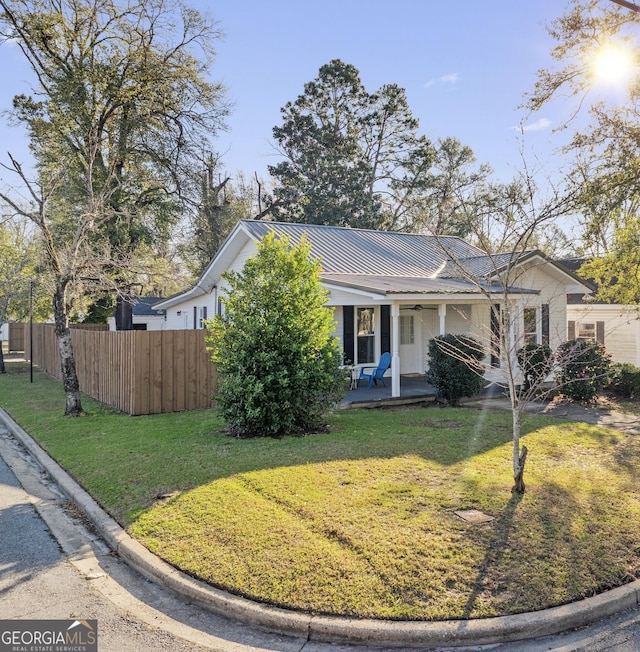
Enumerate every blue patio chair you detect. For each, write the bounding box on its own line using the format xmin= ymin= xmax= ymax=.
xmin=359 ymin=352 xmax=392 ymax=389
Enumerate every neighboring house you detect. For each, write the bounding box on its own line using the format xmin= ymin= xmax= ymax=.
xmin=107 ymin=296 xmax=167 ymax=331
xmin=558 ymin=258 xmax=640 ymax=366
xmin=155 ymin=220 xmax=591 ymax=398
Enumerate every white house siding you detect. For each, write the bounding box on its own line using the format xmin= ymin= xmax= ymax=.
xmin=163 ymin=294 xmax=216 ymax=331
xmin=107 ymin=315 xmax=167 ymax=331
xmin=228 ymin=240 xmax=259 ymax=274
xmin=444 ymin=304 xmax=472 ymax=335
xmin=514 ymin=262 xmax=569 ymax=353
xmin=567 ymin=304 xmax=640 ymax=366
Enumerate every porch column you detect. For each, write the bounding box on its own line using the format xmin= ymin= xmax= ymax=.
xmin=391 ymin=303 xmax=400 ymax=397
xmin=438 ymin=303 xmax=447 ymax=335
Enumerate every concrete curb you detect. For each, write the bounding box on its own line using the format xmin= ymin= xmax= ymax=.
xmin=1 ymin=406 xmax=639 ymax=648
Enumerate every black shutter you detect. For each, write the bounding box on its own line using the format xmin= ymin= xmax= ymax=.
xmin=380 ymin=305 xmax=391 ymax=355
xmin=490 ymin=304 xmax=501 ymax=367
xmin=193 ymin=306 xmax=197 ymax=330
xmin=568 ymin=321 xmax=576 ymax=340
xmin=542 ymin=304 xmax=550 ymax=346
xmin=343 ymin=306 xmax=354 ymax=364
xmin=596 ymin=321 xmax=605 ymax=344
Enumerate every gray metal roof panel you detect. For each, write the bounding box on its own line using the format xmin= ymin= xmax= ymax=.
xmin=437 ymin=252 xmax=532 ymax=279
xmin=241 ymin=220 xmax=486 ymax=277
xmin=132 ymin=296 xmax=166 ymax=316
xmin=321 ymin=273 xmax=537 ymax=296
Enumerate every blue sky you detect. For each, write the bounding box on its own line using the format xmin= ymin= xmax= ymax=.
xmin=209 ymin=0 xmax=574 ymax=185
xmin=0 ymin=1 xmax=582 ymax=192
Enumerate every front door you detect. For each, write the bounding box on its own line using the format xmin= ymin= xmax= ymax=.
xmin=399 ymin=312 xmax=421 ymax=374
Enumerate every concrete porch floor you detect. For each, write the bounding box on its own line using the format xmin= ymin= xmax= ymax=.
xmin=339 ymin=374 xmax=438 ymax=409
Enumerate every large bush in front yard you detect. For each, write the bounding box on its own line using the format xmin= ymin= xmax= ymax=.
xmin=609 ymin=362 xmax=640 ymax=399
xmin=555 ymin=339 xmax=611 ymax=402
xmin=425 ymin=334 xmax=485 ymax=406
xmin=206 ymin=233 xmax=346 ymax=437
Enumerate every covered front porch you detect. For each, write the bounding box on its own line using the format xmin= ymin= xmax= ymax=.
xmin=330 ymin=296 xmax=501 ymax=401
xmin=339 ymin=374 xmax=437 ymax=408
xmin=338 ymin=374 xmax=506 ymax=409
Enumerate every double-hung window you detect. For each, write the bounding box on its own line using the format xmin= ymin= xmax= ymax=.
xmin=524 ymin=307 xmax=537 ymax=345
xmin=357 ymin=307 xmax=375 ymax=364
xmin=577 ymin=322 xmax=596 ymax=340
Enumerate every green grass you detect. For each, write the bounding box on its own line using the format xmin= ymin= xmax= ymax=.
xmin=1 ymin=358 xmax=640 ymax=620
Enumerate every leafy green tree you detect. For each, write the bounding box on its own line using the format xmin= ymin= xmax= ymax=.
xmin=0 ymin=0 xmax=227 ymax=413
xmin=268 ymin=59 xmax=436 ymax=231
xmin=207 ymin=233 xmax=346 ymax=438
xmin=526 ymin=0 xmax=640 ymax=302
xmin=413 ymin=137 xmax=493 ymax=238
xmin=179 ymin=161 xmax=258 ymax=277
xmin=0 ymin=218 xmax=48 ymax=372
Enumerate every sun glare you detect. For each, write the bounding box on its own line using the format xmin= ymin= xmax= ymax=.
xmin=590 ymin=43 xmax=637 ymax=87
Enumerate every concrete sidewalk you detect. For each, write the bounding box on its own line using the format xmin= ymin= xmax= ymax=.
xmin=1 ymin=403 xmax=640 ymax=649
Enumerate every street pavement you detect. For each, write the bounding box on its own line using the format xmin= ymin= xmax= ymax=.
xmin=1 ymin=417 xmax=640 ymax=651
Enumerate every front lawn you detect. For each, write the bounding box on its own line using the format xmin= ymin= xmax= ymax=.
xmin=1 ymin=359 xmax=639 ymax=620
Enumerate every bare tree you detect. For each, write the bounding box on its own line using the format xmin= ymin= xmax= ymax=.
xmin=429 ymin=179 xmax=586 ymax=493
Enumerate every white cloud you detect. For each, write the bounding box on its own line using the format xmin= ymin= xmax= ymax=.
xmin=424 ymin=73 xmax=459 ymax=89
xmin=518 ymin=118 xmax=552 ymax=132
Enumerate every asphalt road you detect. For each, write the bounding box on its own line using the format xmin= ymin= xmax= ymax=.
xmin=1 ymin=420 xmax=640 ymax=652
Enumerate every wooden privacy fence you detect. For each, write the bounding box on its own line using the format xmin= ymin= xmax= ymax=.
xmin=29 ymin=324 xmax=217 ymax=415
xmin=8 ymin=322 xmax=26 ymax=352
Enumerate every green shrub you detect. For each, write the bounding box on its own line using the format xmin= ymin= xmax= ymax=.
xmin=207 ymin=233 xmax=346 ymax=437
xmin=609 ymin=363 xmax=640 ymax=399
xmin=555 ymin=339 xmax=611 ymax=402
xmin=517 ymin=342 xmax=553 ymax=392
xmin=425 ymin=334 xmax=485 ymax=406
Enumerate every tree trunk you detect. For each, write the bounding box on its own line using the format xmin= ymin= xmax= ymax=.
xmin=52 ymin=287 xmax=83 ymax=416
xmin=512 ymin=445 xmax=528 ymax=494
xmin=510 ymin=393 xmax=527 ymax=494
xmin=0 ymin=345 xmax=5 ymax=373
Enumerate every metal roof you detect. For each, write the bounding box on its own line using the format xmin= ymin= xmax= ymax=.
xmin=437 ymin=251 xmax=532 ymax=279
xmin=321 ymin=273 xmax=537 ymax=296
xmin=157 ymin=220 xmax=580 ymax=310
xmin=241 ymin=220 xmax=486 ymax=277
xmin=132 ymin=296 xmax=166 ymax=316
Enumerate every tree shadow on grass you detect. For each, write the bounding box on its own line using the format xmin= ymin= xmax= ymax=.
xmin=461 ymin=492 xmax=524 ymax=618
xmin=459 ymin=474 xmax=640 ymax=619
